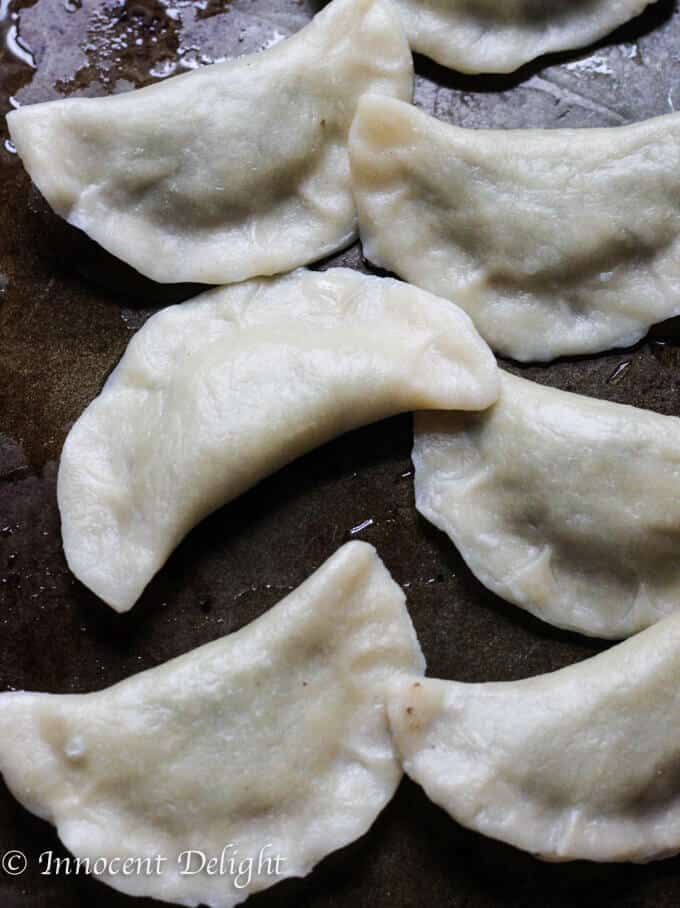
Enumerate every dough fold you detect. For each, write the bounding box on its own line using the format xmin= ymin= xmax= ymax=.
xmin=391 ymin=0 xmax=654 ymax=73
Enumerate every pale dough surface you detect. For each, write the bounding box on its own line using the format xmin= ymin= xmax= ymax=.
xmin=391 ymin=0 xmax=653 ymax=73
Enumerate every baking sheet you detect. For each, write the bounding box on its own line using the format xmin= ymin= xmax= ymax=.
xmin=1 ymin=0 xmax=680 ymax=905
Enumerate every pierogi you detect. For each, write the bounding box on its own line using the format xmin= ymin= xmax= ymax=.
xmin=413 ymin=371 xmax=680 ymax=639
xmin=58 ymin=268 xmax=499 ymax=611
xmin=389 ymin=612 xmax=680 ymax=863
xmin=7 ymin=0 xmax=412 ymax=284
xmin=349 ymin=96 xmax=680 ymax=362
xmin=0 ymin=542 xmax=425 ymax=907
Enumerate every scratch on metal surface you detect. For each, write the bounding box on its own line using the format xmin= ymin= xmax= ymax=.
xmin=528 ymin=74 xmax=628 ymax=123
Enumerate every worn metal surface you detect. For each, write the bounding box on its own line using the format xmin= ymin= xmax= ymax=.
xmin=1 ymin=1 xmax=680 ymax=905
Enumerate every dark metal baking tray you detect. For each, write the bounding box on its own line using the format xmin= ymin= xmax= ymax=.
xmin=1 ymin=1 xmax=679 ymax=905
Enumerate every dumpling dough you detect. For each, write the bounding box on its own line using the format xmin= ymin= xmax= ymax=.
xmin=392 ymin=0 xmax=654 ymax=73
xmin=6 ymin=0 xmax=412 ymax=285
xmin=58 ymin=267 xmax=499 ymax=612
xmin=388 ymin=612 xmax=680 ymax=863
xmin=413 ymin=371 xmax=680 ymax=640
xmin=349 ymin=96 xmax=680 ymax=362
xmin=0 ymin=542 xmax=425 ymax=907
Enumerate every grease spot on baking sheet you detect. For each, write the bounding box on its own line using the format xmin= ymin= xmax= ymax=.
xmin=12 ymin=0 xmax=313 ymax=105
xmin=565 ymin=51 xmax=615 ymax=77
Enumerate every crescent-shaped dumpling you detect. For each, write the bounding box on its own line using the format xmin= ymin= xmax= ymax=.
xmin=349 ymin=95 xmax=680 ymax=362
xmin=413 ymin=371 xmax=680 ymax=640
xmin=6 ymin=0 xmax=412 ymax=285
xmin=0 ymin=542 xmax=425 ymax=907
xmin=388 ymin=613 xmax=680 ymax=863
xmin=58 ymin=267 xmax=499 ymax=612
xmin=391 ymin=0 xmax=654 ymax=73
